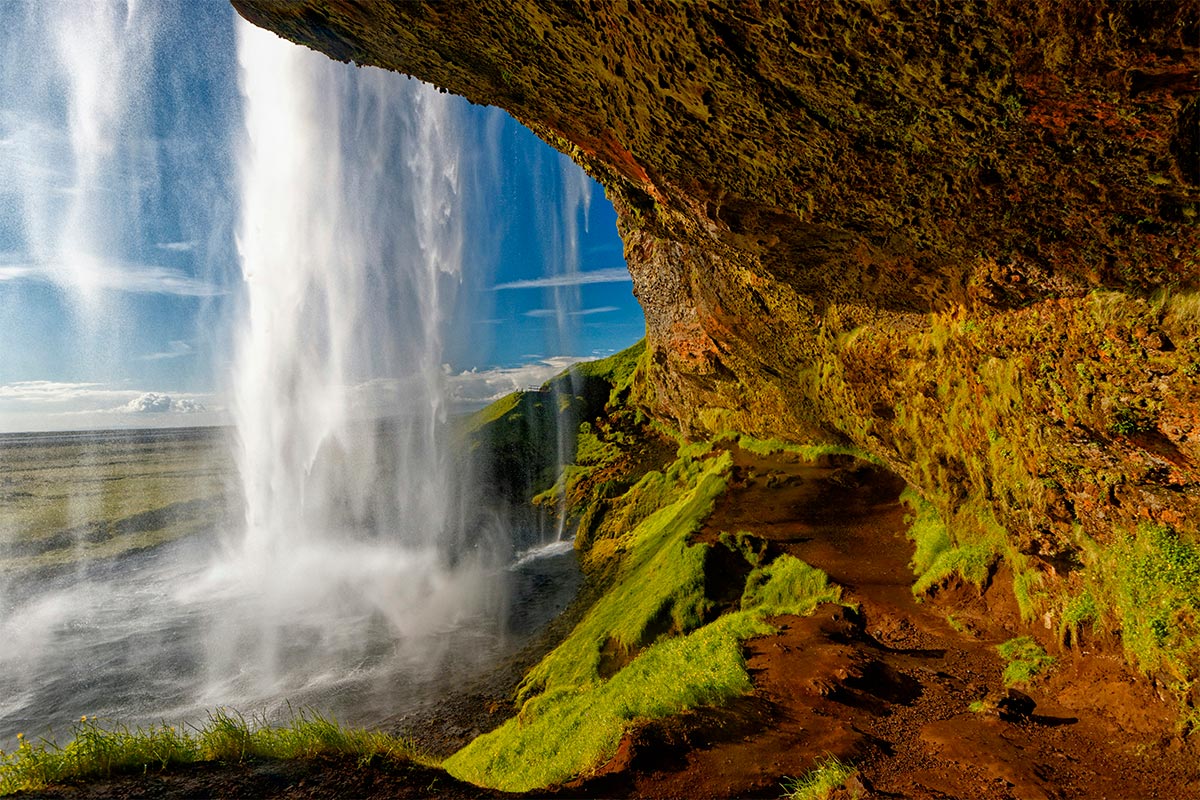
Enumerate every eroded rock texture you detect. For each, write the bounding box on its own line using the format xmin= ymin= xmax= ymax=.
xmin=232 ymin=1 xmax=1198 ymax=602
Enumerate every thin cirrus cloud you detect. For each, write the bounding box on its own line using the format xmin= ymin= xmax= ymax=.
xmin=155 ymin=240 xmax=198 ymax=253
xmin=0 ymin=381 xmax=134 ymax=404
xmin=491 ymin=267 xmax=631 ymax=290
xmin=139 ymin=340 xmax=194 ymax=361
xmin=523 ymin=306 xmax=619 ymax=318
xmin=0 ymin=253 xmax=224 ymax=297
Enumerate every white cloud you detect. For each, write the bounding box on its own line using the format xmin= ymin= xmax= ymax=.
xmin=0 ymin=252 xmax=225 ymax=297
xmin=123 ymin=392 xmax=206 ymax=414
xmin=0 ymin=381 xmax=221 ymax=432
xmin=523 ymin=306 xmax=619 ymax=318
xmin=155 ymin=240 xmax=198 ymax=252
xmin=491 ymin=267 xmax=631 ymax=290
xmin=140 ymin=340 xmax=193 ymax=361
xmin=445 ymin=357 xmax=584 ymax=407
xmin=0 ymin=381 xmax=132 ymax=404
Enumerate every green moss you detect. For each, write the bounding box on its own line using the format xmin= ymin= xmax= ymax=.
xmin=445 ymin=428 xmax=841 ymax=791
xmin=517 ymin=451 xmax=733 ymax=702
xmin=445 ymin=612 xmax=760 ymax=792
xmin=741 ymin=555 xmax=842 ymax=616
xmin=1079 ymin=524 xmax=1200 ymax=692
xmin=446 ymin=553 xmax=841 ymax=791
xmin=900 ymin=487 xmax=951 ymax=579
xmin=1060 ymin=590 xmax=1099 ymax=646
xmin=996 ymin=636 xmax=1055 ymax=687
xmin=1012 ymin=564 xmax=1048 ymax=624
xmin=733 ymin=432 xmax=878 ymax=463
xmin=464 ymin=340 xmax=649 ymax=505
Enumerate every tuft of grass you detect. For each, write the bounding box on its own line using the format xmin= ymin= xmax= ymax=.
xmin=901 ymin=487 xmax=951 ymax=579
xmin=781 ymin=755 xmax=858 ymax=800
xmin=0 ymin=710 xmax=420 ymax=796
xmin=741 ymin=555 xmax=842 ymax=617
xmin=1059 ymin=590 xmax=1099 ymax=646
xmin=996 ymin=636 xmax=1055 ymax=687
xmin=901 ymin=489 xmax=997 ymax=595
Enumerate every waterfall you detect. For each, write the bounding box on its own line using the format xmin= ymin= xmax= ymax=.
xmin=196 ymin=21 xmax=501 ymax=704
xmin=0 ymin=3 xmax=614 ymax=742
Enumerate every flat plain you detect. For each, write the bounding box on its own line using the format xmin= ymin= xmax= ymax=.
xmin=0 ymin=427 xmax=234 ymax=576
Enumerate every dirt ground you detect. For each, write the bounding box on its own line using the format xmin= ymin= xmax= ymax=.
xmin=564 ymin=449 xmax=1199 ymax=799
xmin=20 ymin=449 xmax=1200 ymax=799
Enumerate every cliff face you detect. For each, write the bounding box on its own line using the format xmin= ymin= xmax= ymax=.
xmin=232 ymin=0 xmax=1199 ymax=671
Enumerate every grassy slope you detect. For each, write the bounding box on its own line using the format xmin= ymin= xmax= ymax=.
xmin=444 ymin=344 xmax=844 ymax=791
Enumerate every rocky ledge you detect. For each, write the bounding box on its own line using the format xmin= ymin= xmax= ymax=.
xmin=232 ymin=0 xmax=1200 ymax=717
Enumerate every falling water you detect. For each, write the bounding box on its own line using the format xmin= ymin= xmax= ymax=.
xmin=0 ymin=4 xmax=611 ymax=745
xmin=548 ymin=164 xmax=595 ymax=540
xmin=191 ymin=22 xmax=506 ymax=708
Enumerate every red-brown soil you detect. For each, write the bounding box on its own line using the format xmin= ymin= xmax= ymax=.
xmin=20 ymin=449 xmax=1200 ymax=799
xmin=565 ymin=448 xmax=1200 ymax=799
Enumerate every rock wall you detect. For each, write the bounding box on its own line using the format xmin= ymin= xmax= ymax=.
xmin=231 ymin=1 xmax=1199 ymax=609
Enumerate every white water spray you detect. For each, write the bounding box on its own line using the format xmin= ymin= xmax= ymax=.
xmin=0 ymin=4 xmax=607 ymax=743
xmin=198 ymin=22 xmax=501 ymax=704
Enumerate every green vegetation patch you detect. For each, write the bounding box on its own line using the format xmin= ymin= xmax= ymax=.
xmin=445 ymin=551 xmax=841 ymax=791
xmin=782 ymin=755 xmax=858 ymax=800
xmin=900 ymin=488 xmax=998 ymax=595
xmin=730 ymin=432 xmax=874 ymax=463
xmin=741 ymin=555 xmax=842 ymax=617
xmin=445 ymin=612 xmax=761 ymax=792
xmin=0 ymin=709 xmax=420 ymax=797
xmin=445 ymin=426 xmax=841 ymax=791
xmin=996 ymin=636 xmax=1055 ymax=687
xmin=517 ymin=450 xmax=734 ymax=703
xmin=1070 ymin=524 xmax=1200 ymax=704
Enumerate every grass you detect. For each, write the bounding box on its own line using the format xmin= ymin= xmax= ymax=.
xmin=465 ymin=340 xmax=648 ymax=507
xmin=741 ymin=555 xmax=842 ymax=616
xmin=900 ymin=488 xmax=997 ymax=595
xmin=730 ymin=432 xmax=875 ymax=463
xmin=516 ymin=450 xmax=734 ymax=703
xmin=996 ymin=636 xmax=1055 ymax=687
xmin=444 ymin=421 xmax=843 ymax=792
xmin=1067 ymin=524 xmax=1200 ymax=716
xmin=781 ymin=755 xmax=858 ymax=800
xmin=445 ymin=552 xmax=841 ymax=792
xmin=0 ymin=709 xmax=421 ymax=796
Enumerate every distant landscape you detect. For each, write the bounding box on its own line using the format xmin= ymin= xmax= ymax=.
xmin=0 ymin=427 xmax=234 ymax=579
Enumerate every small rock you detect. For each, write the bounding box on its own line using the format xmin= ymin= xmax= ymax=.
xmin=996 ymin=688 xmax=1036 ymax=721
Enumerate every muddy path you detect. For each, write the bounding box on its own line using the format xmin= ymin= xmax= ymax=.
xmin=567 ymin=448 xmax=1199 ymax=799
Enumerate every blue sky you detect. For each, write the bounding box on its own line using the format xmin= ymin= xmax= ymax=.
xmin=0 ymin=0 xmax=642 ymax=433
